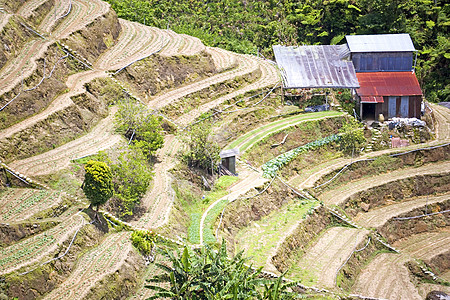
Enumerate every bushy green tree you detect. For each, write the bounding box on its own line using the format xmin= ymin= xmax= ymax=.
xmin=114 ymin=99 xmax=164 ymax=158
xmin=182 ymin=121 xmax=220 ymax=173
xmin=338 ymin=118 xmax=366 ymax=155
xmin=82 ymin=160 xmax=113 ymax=211
xmin=110 ymin=148 xmax=153 ymax=217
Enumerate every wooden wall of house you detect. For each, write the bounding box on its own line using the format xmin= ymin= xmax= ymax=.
xmin=374 ymin=96 xmax=421 ymax=119
xmin=352 ymin=52 xmax=413 ymax=72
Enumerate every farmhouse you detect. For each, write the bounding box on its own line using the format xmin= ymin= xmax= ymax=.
xmin=346 ymin=34 xmax=422 ymax=120
xmin=273 ymin=33 xmax=423 ymax=121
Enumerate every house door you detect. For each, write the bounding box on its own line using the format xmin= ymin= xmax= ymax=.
xmin=388 ymin=96 xmax=397 ymax=118
xmin=400 ymin=96 xmax=409 ymax=118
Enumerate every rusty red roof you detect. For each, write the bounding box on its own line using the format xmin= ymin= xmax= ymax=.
xmin=356 ymin=72 xmax=422 ymax=97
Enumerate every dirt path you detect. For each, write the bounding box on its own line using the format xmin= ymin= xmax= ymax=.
xmin=134 ymin=135 xmax=181 ymax=229
xmin=0 ymin=39 xmax=50 ymax=96
xmin=205 ymin=47 xmax=238 ymax=72
xmin=319 ymin=161 xmax=450 ymax=206
xmin=354 ymin=193 xmax=450 ymax=228
xmin=42 ymin=231 xmax=133 ymax=300
xmin=10 ymin=106 xmax=123 ymax=175
xmin=176 ymin=57 xmax=279 ymax=126
xmin=431 ymin=103 xmax=450 ymax=141
xmin=289 ymin=227 xmax=369 ymax=289
xmin=0 ymin=206 xmax=85 ymax=275
xmin=41 ymin=0 xmax=110 ymax=39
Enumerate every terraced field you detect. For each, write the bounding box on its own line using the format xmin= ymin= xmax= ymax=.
xmin=42 ymin=232 xmax=133 ymax=300
xmin=1 ymin=0 xmax=449 ymax=298
xmin=0 ymin=188 xmax=63 ymax=222
xmin=0 ymin=207 xmax=84 ymax=275
xmin=319 ymin=161 xmax=450 ymax=206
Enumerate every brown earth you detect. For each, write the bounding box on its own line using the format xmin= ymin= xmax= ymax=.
xmin=341 ymin=172 xmax=450 ymax=217
xmin=380 ymin=200 xmax=450 ymax=244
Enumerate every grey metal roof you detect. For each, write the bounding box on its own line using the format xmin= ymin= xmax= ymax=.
xmin=345 ymin=34 xmax=416 ymax=53
xmin=220 ymin=148 xmax=239 ymax=158
xmin=273 ymin=44 xmax=359 ymax=89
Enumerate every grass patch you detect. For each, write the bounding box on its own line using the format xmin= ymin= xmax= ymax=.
xmin=226 ymin=111 xmax=343 ymax=151
xmin=202 ymin=199 xmax=229 ymax=244
xmin=235 ymin=198 xmax=318 ymax=267
xmin=186 ymin=176 xmax=239 ymax=244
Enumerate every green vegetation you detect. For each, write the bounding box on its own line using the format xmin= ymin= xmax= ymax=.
xmin=106 ymin=0 xmax=449 ymax=102
xmin=131 ymin=229 xmax=157 ymax=256
xmin=82 ymin=160 xmax=113 ymax=211
xmin=262 ymin=134 xmax=341 ymax=178
xmin=181 ymin=175 xmax=238 ymax=244
xmin=182 ymin=121 xmax=220 ymax=173
xmin=338 ymin=118 xmax=366 ymax=155
xmin=146 ymin=242 xmax=299 ymax=299
xmin=236 ymin=199 xmax=318 ymax=267
xmin=114 ymin=99 xmax=164 ymax=158
xmin=108 ymin=149 xmax=153 ymax=217
xmin=202 ymin=199 xmax=228 ymax=244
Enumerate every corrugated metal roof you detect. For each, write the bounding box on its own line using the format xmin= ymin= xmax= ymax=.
xmin=220 ymin=148 xmax=239 ymax=158
xmin=356 ymin=72 xmax=422 ymax=97
xmin=346 ymin=34 xmax=416 ymax=53
xmin=273 ymin=45 xmax=359 ymax=89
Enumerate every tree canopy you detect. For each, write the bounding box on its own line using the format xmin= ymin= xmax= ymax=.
xmin=82 ymin=160 xmax=114 ymax=210
xmin=114 ymin=99 xmax=164 ymax=158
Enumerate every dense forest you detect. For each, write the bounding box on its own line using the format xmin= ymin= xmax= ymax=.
xmin=105 ymin=0 xmax=449 ymax=102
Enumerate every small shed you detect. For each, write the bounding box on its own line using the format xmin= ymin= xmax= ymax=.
xmin=219 ymin=148 xmax=239 ymax=175
xmin=356 ymin=72 xmax=422 ymax=119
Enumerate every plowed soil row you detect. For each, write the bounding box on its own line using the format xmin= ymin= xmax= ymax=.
xmin=0 ymin=207 xmax=84 ymax=275
xmin=0 ymin=188 xmax=62 ymax=222
xmin=16 ymin=0 xmax=50 ymax=18
xmin=96 ymin=19 xmax=163 ymax=70
xmin=319 ymin=161 xmax=450 ymax=206
xmin=288 ymin=227 xmax=369 ymax=289
xmin=10 ymin=106 xmax=123 ymax=175
xmin=355 ymin=193 xmax=450 ymax=228
xmin=146 ymin=51 xmax=258 ymax=110
xmin=42 ymin=232 xmax=132 ymax=300
xmin=353 ymin=230 xmax=450 ymax=300
xmin=176 ymin=57 xmax=279 ymax=126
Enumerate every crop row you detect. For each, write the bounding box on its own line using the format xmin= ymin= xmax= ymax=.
xmin=10 ymin=107 xmax=123 ymax=176
xmin=42 ymin=232 xmax=131 ymax=300
xmin=262 ymin=134 xmax=341 ymax=178
xmin=175 ymin=56 xmax=279 ymax=126
xmin=0 ymin=188 xmax=61 ymax=222
xmin=0 ymin=209 xmax=84 ymax=275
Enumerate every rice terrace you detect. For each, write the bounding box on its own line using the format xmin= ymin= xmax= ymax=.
xmin=0 ymin=0 xmax=449 ymax=299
